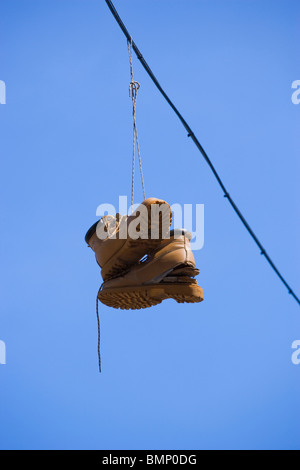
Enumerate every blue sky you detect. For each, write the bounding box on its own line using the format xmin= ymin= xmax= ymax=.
xmin=0 ymin=0 xmax=299 ymax=450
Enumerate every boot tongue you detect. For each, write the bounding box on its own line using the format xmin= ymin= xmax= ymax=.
xmin=100 ymin=215 xmax=118 ymax=238
xmin=102 ymin=214 xmax=129 ymax=239
xmin=85 ymin=214 xmax=129 ymax=243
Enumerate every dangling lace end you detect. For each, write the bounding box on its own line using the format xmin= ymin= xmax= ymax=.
xmin=96 ymin=294 xmax=102 ymax=373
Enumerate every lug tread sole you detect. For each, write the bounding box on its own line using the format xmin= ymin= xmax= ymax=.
xmin=98 ymin=283 xmax=203 ymax=310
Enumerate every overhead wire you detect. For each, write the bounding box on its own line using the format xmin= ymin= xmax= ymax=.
xmin=104 ymin=0 xmax=300 ymax=307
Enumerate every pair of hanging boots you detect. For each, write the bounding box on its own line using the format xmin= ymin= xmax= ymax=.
xmin=85 ymin=198 xmax=203 ymax=310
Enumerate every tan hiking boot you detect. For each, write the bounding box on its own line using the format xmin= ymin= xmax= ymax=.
xmin=85 ymin=198 xmax=172 ymax=281
xmin=98 ymin=229 xmax=204 ymax=309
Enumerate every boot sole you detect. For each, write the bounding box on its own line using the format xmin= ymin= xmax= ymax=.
xmin=102 ymin=200 xmax=172 ymax=280
xmin=98 ymin=283 xmax=204 ymax=310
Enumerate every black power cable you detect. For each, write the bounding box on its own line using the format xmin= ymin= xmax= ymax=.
xmin=104 ymin=0 xmax=300 ymax=307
